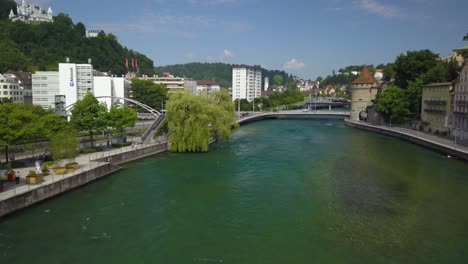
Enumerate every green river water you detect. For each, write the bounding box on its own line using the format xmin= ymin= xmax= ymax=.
xmin=1 ymin=118 xmax=468 ymax=263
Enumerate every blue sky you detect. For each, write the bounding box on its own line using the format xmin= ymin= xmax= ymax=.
xmin=22 ymin=0 xmax=468 ymax=79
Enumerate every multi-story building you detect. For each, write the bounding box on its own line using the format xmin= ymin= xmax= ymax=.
xmin=9 ymin=0 xmax=53 ymax=24
xmin=453 ymin=62 xmax=468 ymax=146
xmin=32 ymin=71 xmax=60 ymax=109
xmin=94 ymin=76 xmax=130 ymax=110
xmin=139 ymin=73 xmax=196 ymax=94
xmin=421 ymin=82 xmax=453 ymax=134
xmin=0 ymin=73 xmax=23 ymax=103
xmin=57 ymin=63 xmax=94 ymax=109
xmin=196 ymin=80 xmax=221 ymax=94
xmin=350 ymin=66 xmax=379 ymax=121
xmin=6 ymin=70 xmax=33 ymax=105
xmin=232 ymin=65 xmax=262 ymax=101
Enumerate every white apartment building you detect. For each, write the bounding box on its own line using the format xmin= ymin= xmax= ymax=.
xmin=0 ymin=73 xmax=24 ymax=103
xmin=32 ymin=71 xmax=59 ymax=109
xmin=232 ymin=65 xmax=262 ymax=101
xmin=139 ymin=74 xmax=197 ymax=94
xmin=196 ymin=80 xmax=221 ymax=94
xmin=94 ymin=76 xmax=130 ymax=110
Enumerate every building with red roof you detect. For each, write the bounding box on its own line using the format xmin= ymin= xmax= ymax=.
xmin=350 ymin=66 xmax=379 ymax=121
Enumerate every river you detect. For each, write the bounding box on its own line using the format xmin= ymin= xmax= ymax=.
xmin=1 ymin=118 xmax=468 ymax=263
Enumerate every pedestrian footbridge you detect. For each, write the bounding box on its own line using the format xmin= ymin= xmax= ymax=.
xmin=237 ymin=110 xmax=350 ymax=125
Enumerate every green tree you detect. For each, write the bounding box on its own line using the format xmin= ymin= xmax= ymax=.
xmin=375 ymin=86 xmax=410 ymax=123
xmin=131 ymin=79 xmax=167 ymax=110
xmin=0 ymin=103 xmax=57 ymax=163
xmin=0 ymin=0 xmax=16 ymax=20
xmin=49 ymin=129 xmax=79 ymax=166
xmin=393 ymin=50 xmax=438 ymax=88
xmin=108 ymin=101 xmax=137 ymax=137
xmin=70 ymin=93 xmax=108 ymax=147
xmin=273 ymin=75 xmax=284 ymax=86
xmin=315 ymin=76 xmax=323 ymax=82
xmin=166 ymin=91 xmax=237 ymax=152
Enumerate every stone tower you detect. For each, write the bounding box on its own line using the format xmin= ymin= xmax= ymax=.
xmin=350 ymin=66 xmax=378 ymax=121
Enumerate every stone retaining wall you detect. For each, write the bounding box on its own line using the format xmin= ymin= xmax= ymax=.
xmin=0 ymin=142 xmax=169 ymax=218
xmin=345 ymin=120 xmax=468 ymax=162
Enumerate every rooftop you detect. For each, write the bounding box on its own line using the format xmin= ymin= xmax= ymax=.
xmin=352 ymin=66 xmax=377 ymax=84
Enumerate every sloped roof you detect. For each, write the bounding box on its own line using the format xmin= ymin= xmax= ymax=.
xmin=197 ymin=80 xmax=220 ymax=86
xmin=352 ymin=66 xmax=377 ymax=84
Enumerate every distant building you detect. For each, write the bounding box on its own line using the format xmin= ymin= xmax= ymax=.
xmin=86 ymin=30 xmax=104 ymax=38
xmin=139 ymin=74 xmax=196 ymax=94
xmin=5 ymin=70 xmax=33 ymax=105
xmin=264 ymin=77 xmax=269 ymax=91
xmin=94 ymin=76 xmax=130 ymax=110
xmin=196 ymin=80 xmax=221 ymax=94
xmin=453 ymin=61 xmax=468 ymax=146
xmin=0 ymin=73 xmax=23 ymax=103
xmin=421 ymin=82 xmax=453 ymax=134
xmin=232 ymin=65 xmax=262 ymax=101
xmin=9 ymin=0 xmax=53 ymax=24
xmin=32 ymin=71 xmax=60 ymax=109
xmin=350 ymin=66 xmax=379 ymax=121
xmin=440 ymin=48 xmax=466 ymax=67
xmin=374 ymin=69 xmax=384 ymax=80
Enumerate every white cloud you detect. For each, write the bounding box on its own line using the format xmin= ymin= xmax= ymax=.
xmin=223 ymin=49 xmax=234 ymax=57
xmin=283 ymin=58 xmax=305 ymax=70
xmin=357 ymin=0 xmax=402 ymax=18
xmin=186 ymin=52 xmax=195 ymax=59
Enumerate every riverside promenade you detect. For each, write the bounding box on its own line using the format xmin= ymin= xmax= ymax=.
xmin=0 ymin=140 xmax=168 ymax=217
xmin=345 ymin=119 xmax=468 ymax=161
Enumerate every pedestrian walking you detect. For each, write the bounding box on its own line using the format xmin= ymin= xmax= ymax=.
xmin=16 ymin=171 xmax=20 ymax=184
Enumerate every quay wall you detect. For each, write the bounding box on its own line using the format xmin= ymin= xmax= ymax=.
xmin=0 ymin=142 xmax=169 ymax=218
xmin=345 ymin=120 xmax=468 ymax=162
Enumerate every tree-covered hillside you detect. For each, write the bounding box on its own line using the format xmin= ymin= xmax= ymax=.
xmin=0 ymin=2 xmax=155 ymax=75
xmin=155 ymin=62 xmax=294 ymax=88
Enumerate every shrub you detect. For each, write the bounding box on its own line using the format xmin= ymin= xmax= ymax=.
xmin=28 ymin=170 xmax=37 ymax=177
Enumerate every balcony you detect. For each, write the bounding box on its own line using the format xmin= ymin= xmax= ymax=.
xmin=424 ymin=108 xmax=446 ymax=114
xmin=424 ymin=99 xmax=446 ymax=105
xmin=455 ymin=100 xmax=468 ymax=106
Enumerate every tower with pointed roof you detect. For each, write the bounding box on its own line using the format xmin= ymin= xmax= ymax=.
xmin=350 ymin=66 xmax=379 ymax=121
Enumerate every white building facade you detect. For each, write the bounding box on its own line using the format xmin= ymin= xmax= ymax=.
xmin=196 ymin=80 xmax=221 ymax=94
xmin=58 ymin=63 xmax=94 ymax=109
xmin=9 ymin=0 xmax=53 ymax=24
xmin=232 ymin=65 xmax=262 ymax=101
xmin=32 ymin=71 xmax=60 ymax=109
xmin=94 ymin=76 xmax=130 ymax=110
xmin=0 ymin=74 xmax=23 ymax=103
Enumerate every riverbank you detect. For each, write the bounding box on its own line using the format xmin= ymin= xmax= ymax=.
xmin=0 ymin=141 xmax=168 ymax=217
xmin=345 ymin=119 xmax=468 ymax=161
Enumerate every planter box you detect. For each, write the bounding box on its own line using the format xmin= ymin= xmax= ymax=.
xmin=25 ymin=175 xmax=44 ymax=184
xmin=65 ymin=162 xmax=79 ymax=170
xmin=52 ymin=167 xmax=67 ymax=175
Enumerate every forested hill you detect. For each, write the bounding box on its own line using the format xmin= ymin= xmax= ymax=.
xmin=155 ymin=62 xmax=295 ymax=87
xmin=0 ymin=2 xmax=155 ymax=75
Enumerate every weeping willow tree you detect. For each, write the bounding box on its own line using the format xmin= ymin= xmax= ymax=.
xmin=166 ymin=90 xmax=238 ymax=152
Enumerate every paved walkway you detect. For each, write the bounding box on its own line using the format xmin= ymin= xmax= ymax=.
xmin=0 ymin=141 xmax=166 ymax=201
xmin=346 ymin=120 xmax=468 ymax=156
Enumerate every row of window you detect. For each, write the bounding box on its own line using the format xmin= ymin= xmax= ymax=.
xmin=3 ymin=91 xmax=23 ymax=95
xmin=2 ymin=85 xmax=19 ymax=89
